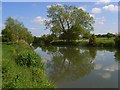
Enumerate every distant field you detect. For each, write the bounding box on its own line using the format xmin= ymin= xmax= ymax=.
xmin=96 ymin=38 xmax=115 ymax=47
xmin=51 ymin=38 xmax=115 ymax=47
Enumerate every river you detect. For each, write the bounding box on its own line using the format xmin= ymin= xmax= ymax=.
xmin=34 ymin=46 xmax=119 ymax=88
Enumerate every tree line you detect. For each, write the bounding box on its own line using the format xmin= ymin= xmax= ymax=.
xmin=95 ymin=33 xmax=116 ymax=39
xmin=1 ymin=4 xmax=120 ymax=48
xmin=2 ymin=17 xmax=33 ymax=44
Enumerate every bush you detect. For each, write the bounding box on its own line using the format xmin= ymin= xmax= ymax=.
xmin=114 ymin=34 xmax=120 ymax=48
xmin=2 ymin=44 xmax=54 ymax=88
xmin=17 ymin=39 xmax=31 ymax=49
xmin=15 ymin=50 xmax=44 ymax=68
xmin=89 ymin=34 xmax=96 ymax=46
xmin=31 ymin=67 xmax=54 ymax=88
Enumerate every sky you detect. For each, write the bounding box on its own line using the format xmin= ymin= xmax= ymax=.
xmin=0 ymin=0 xmax=119 ymax=36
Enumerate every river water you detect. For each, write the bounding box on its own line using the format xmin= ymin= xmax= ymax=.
xmin=34 ymin=46 xmax=119 ymax=88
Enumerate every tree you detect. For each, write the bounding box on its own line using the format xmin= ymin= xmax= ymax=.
xmin=89 ymin=34 xmax=96 ymax=46
xmin=106 ymin=33 xmax=113 ymax=39
xmin=114 ymin=49 xmax=120 ymax=62
xmin=45 ymin=4 xmax=95 ymax=40
xmin=40 ymin=34 xmax=57 ymax=45
xmin=114 ymin=33 xmax=120 ymax=48
xmin=59 ymin=24 xmax=85 ymax=41
xmin=45 ymin=46 xmax=95 ymax=82
xmin=2 ymin=17 xmax=33 ymax=44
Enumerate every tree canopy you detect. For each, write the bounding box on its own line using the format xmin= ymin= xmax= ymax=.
xmin=2 ymin=17 xmax=33 ymax=44
xmin=45 ymin=4 xmax=95 ymax=40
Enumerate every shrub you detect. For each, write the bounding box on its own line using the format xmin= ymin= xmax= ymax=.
xmin=17 ymin=39 xmax=30 ymax=49
xmin=89 ymin=34 xmax=96 ymax=46
xmin=114 ymin=34 xmax=120 ymax=48
xmin=31 ymin=67 xmax=54 ymax=88
xmin=15 ymin=50 xmax=44 ymax=68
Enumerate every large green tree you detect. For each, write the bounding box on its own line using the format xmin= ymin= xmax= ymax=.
xmin=2 ymin=17 xmax=33 ymax=44
xmin=45 ymin=4 xmax=95 ymax=40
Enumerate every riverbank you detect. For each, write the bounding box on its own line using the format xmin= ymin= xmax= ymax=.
xmin=50 ymin=38 xmax=115 ymax=47
xmin=2 ymin=43 xmax=54 ymax=88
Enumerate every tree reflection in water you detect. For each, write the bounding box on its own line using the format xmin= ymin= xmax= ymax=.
xmin=41 ymin=46 xmax=97 ymax=83
xmin=115 ymin=49 xmax=120 ymax=63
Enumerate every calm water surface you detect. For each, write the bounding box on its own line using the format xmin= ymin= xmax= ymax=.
xmin=34 ymin=46 xmax=119 ymax=88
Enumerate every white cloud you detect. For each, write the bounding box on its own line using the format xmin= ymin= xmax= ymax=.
xmin=47 ymin=3 xmax=63 ymax=9
xmin=98 ymin=73 xmax=111 ymax=79
xmin=94 ymin=64 xmax=103 ymax=70
xmin=103 ymin=4 xmax=118 ymax=12
xmin=56 ymin=3 xmax=63 ymax=7
xmin=78 ymin=7 xmax=86 ymax=11
xmin=92 ymin=8 xmax=102 ymax=14
xmin=47 ymin=5 xmax=51 ymax=9
xmin=96 ymin=0 xmax=111 ymax=4
xmin=33 ymin=16 xmax=48 ymax=23
xmin=103 ymin=64 xmax=118 ymax=72
xmin=95 ymin=16 xmax=106 ymax=25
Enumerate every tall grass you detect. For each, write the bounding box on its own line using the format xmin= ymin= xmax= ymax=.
xmin=2 ymin=44 xmax=54 ymax=88
xmin=96 ymin=38 xmax=115 ymax=47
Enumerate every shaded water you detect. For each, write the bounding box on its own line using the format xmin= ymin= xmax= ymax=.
xmin=34 ymin=46 xmax=119 ymax=88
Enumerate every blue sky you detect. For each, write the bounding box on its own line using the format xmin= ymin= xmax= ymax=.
xmin=1 ymin=1 xmax=119 ymax=36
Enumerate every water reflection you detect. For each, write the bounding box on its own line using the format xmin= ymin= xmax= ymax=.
xmin=115 ymin=49 xmax=120 ymax=62
xmin=40 ymin=46 xmax=97 ymax=83
xmin=34 ymin=46 xmax=118 ymax=88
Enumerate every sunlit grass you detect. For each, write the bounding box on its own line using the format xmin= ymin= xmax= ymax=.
xmin=96 ymin=38 xmax=115 ymax=47
xmin=2 ymin=44 xmax=54 ymax=88
xmin=52 ymin=38 xmax=115 ymax=47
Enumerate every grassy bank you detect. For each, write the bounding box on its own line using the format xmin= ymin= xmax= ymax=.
xmin=51 ymin=38 xmax=115 ymax=47
xmin=2 ymin=43 xmax=54 ymax=88
xmin=95 ymin=38 xmax=115 ymax=47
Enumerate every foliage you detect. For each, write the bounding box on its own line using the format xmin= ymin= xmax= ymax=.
xmin=96 ymin=33 xmax=115 ymax=38
xmin=45 ymin=4 xmax=95 ymax=40
xmin=2 ymin=44 xmax=54 ymax=88
xmin=114 ymin=33 xmax=120 ymax=48
xmin=2 ymin=17 xmax=34 ymax=44
xmin=51 ymin=40 xmax=80 ymax=46
xmin=41 ymin=34 xmax=57 ymax=44
xmin=106 ymin=33 xmax=114 ymax=39
xmin=45 ymin=46 xmax=95 ymax=82
xmin=15 ymin=50 xmax=44 ymax=68
xmin=51 ymin=37 xmax=116 ymax=47
xmin=114 ymin=49 xmax=120 ymax=62
xmin=89 ymin=34 xmax=96 ymax=46
xmin=82 ymin=31 xmax=91 ymax=39
xmin=33 ymin=36 xmax=43 ymax=46
xmin=59 ymin=24 xmax=85 ymax=41
xmin=33 ymin=34 xmax=57 ymax=45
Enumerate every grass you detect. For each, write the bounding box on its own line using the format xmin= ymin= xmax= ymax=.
xmin=96 ymin=38 xmax=115 ymax=47
xmin=51 ymin=38 xmax=115 ymax=47
xmin=2 ymin=44 xmax=54 ymax=88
